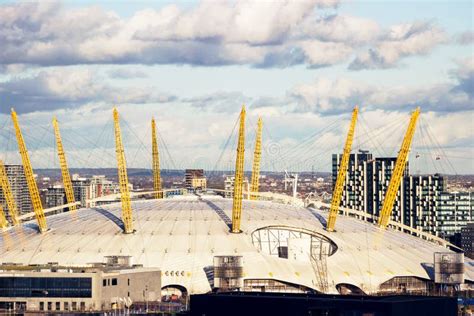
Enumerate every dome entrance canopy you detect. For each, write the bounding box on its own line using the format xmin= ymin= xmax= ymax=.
xmin=251 ymin=226 xmax=337 ymax=261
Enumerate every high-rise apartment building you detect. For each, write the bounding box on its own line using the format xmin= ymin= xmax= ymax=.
xmin=45 ymin=184 xmax=67 ymax=209
xmin=332 ymin=151 xmax=473 ymax=240
xmin=0 ymin=164 xmax=32 ymax=219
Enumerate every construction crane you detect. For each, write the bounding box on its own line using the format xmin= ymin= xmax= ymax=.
xmin=113 ymin=108 xmax=134 ymax=234
xmin=0 ymin=160 xmax=19 ymax=225
xmin=11 ymin=108 xmax=48 ymax=233
xmin=250 ymin=117 xmax=263 ymax=200
xmin=378 ymin=107 xmax=420 ymax=228
xmin=326 ymin=106 xmax=358 ymax=232
xmin=231 ymin=105 xmax=246 ymax=233
xmin=151 ymin=118 xmax=162 ymax=199
xmin=52 ymin=117 xmax=77 ymax=212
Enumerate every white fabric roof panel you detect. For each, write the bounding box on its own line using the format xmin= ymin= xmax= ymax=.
xmin=0 ymin=195 xmax=472 ymax=294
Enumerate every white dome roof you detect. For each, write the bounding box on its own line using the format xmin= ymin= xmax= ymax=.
xmin=0 ymin=195 xmax=472 ymax=294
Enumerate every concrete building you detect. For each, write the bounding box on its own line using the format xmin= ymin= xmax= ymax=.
xmin=0 ymin=256 xmax=161 ymax=313
xmin=185 ymin=169 xmax=207 ymax=191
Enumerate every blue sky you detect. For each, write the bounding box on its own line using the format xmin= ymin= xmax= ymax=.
xmin=0 ymin=0 xmax=472 ymax=173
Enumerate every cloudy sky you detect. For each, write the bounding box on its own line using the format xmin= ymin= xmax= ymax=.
xmin=0 ymin=0 xmax=472 ymax=174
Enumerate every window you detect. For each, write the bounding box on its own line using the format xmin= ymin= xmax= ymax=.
xmin=47 ymin=302 xmax=52 ymax=311
xmin=111 ymin=278 xmax=118 ymax=286
xmin=103 ymin=279 xmax=107 ymax=287
xmin=72 ymin=302 xmax=77 ymax=311
xmin=56 ymin=302 xmax=60 ymax=310
xmin=80 ymin=302 xmax=86 ymax=311
xmin=128 ymin=279 xmax=130 ymax=286
xmin=39 ymin=302 xmax=44 ymax=311
xmin=64 ymin=302 xmax=69 ymax=311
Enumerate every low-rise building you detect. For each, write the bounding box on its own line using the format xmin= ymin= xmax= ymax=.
xmin=0 ymin=256 xmax=161 ymax=313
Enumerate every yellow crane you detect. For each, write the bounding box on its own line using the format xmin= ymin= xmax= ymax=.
xmin=52 ymin=117 xmax=77 ymax=212
xmin=0 ymin=160 xmax=19 ymax=225
xmin=378 ymin=107 xmax=420 ymax=228
xmin=326 ymin=106 xmax=358 ymax=232
xmin=151 ymin=118 xmax=162 ymax=199
xmin=113 ymin=108 xmax=134 ymax=234
xmin=231 ymin=106 xmax=246 ymax=233
xmin=11 ymin=108 xmax=48 ymax=233
xmin=250 ymin=117 xmax=263 ymax=200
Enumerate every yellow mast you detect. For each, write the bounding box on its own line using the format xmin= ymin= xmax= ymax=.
xmin=0 ymin=160 xmax=19 ymax=225
xmin=52 ymin=117 xmax=77 ymax=212
xmin=378 ymin=107 xmax=420 ymax=228
xmin=151 ymin=118 xmax=162 ymax=199
xmin=11 ymin=109 xmax=47 ymax=232
xmin=250 ymin=117 xmax=263 ymax=200
xmin=326 ymin=106 xmax=358 ymax=232
xmin=113 ymin=108 xmax=134 ymax=234
xmin=0 ymin=204 xmax=8 ymax=229
xmin=231 ymin=106 xmax=246 ymax=233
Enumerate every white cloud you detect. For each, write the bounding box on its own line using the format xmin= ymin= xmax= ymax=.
xmin=0 ymin=1 xmax=445 ymax=69
xmin=349 ymin=21 xmax=446 ymax=70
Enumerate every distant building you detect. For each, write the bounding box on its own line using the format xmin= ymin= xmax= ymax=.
xmin=185 ymin=169 xmax=207 ymax=191
xmin=224 ymin=175 xmax=249 ymax=199
xmin=332 ymin=151 xmax=473 ymax=240
xmin=0 ymin=164 xmax=32 ymax=219
xmin=45 ymin=184 xmax=67 ymax=209
xmin=72 ymin=175 xmax=90 ymax=208
xmin=461 ymin=223 xmax=474 ymax=259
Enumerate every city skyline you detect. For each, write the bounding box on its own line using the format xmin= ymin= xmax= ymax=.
xmin=0 ymin=0 xmax=472 ymax=173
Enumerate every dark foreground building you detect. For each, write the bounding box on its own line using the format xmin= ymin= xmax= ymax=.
xmin=189 ymin=292 xmax=457 ymax=316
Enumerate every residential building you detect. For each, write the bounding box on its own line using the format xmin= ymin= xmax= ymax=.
xmin=0 ymin=164 xmax=31 ymax=220
xmin=461 ymin=223 xmax=474 ymax=259
xmin=332 ymin=151 xmax=473 ymax=240
xmin=185 ymin=169 xmax=206 ymax=191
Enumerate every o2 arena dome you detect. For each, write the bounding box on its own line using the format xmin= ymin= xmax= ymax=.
xmin=1 ymin=195 xmax=472 ymax=296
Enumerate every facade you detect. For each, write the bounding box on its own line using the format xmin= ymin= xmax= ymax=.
xmin=72 ymin=176 xmax=91 ymax=207
xmin=461 ymin=223 xmax=474 ymax=259
xmin=332 ymin=151 xmax=473 ymax=240
xmin=224 ymin=175 xmax=249 ymax=198
xmin=185 ymin=169 xmax=206 ymax=191
xmin=0 ymin=257 xmax=161 ymax=312
xmin=0 ymin=164 xmax=32 ymax=220
xmin=45 ymin=184 xmax=67 ymax=209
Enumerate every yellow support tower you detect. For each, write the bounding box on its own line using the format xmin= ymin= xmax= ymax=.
xmin=11 ymin=109 xmax=48 ymax=233
xmin=0 ymin=204 xmax=8 ymax=229
xmin=326 ymin=106 xmax=358 ymax=232
xmin=378 ymin=107 xmax=420 ymax=228
xmin=231 ymin=106 xmax=246 ymax=233
xmin=250 ymin=117 xmax=263 ymax=200
xmin=113 ymin=108 xmax=134 ymax=234
xmin=151 ymin=118 xmax=162 ymax=199
xmin=0 ymin=160 xmax=19 ymax=225
xmin=52 ymin=117 xmax=77 ymax=212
